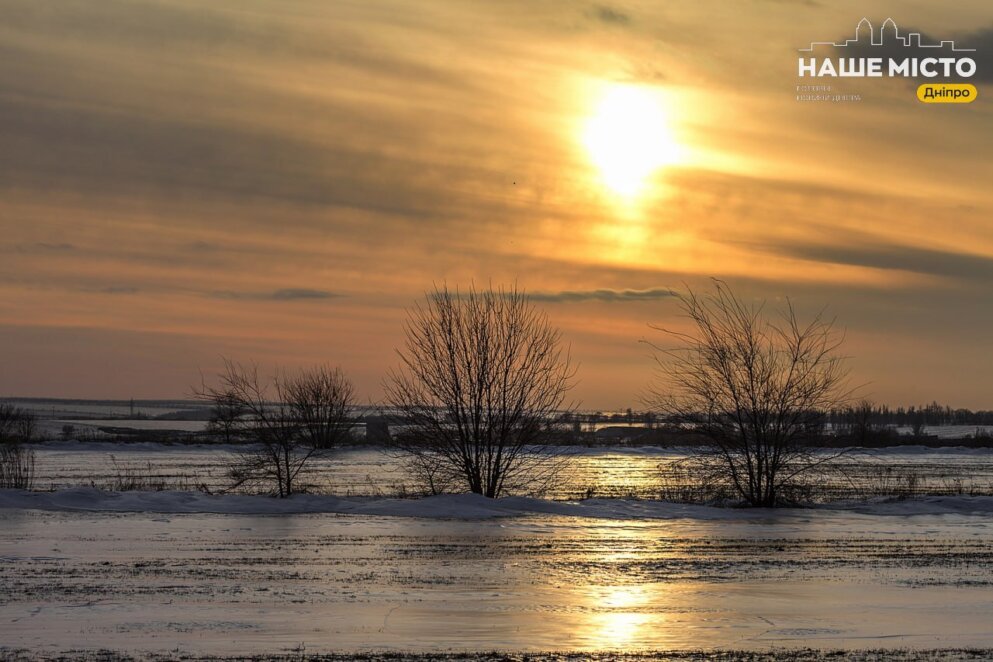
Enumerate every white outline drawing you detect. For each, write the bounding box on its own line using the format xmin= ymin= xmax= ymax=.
xmin=799 ymin=18 xmax=975 ymax=52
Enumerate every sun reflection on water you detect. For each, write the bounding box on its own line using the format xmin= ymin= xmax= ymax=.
xmin=584 ymin=584 xmax=661 ymax=650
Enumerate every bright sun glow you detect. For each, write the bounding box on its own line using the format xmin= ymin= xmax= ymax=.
xmin=586 ymin=585 xmax=657 ymax=649
xmin=583 ymin=84 xmax=682 ymax=198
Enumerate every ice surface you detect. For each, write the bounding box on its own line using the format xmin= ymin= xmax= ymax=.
xmin=5 ymin=444 xmax=993 ymax=656
xmin=2 ymin=503 xmax=992 ymax=656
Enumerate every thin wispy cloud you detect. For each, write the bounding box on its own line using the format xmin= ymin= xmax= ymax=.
xmin=207 ymin=288 xmax=341 ymax=302
xmin=530 ymin=288 xmax=678 ymax=303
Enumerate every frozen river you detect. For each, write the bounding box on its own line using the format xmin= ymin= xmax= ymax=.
xmin=2 ymin=503 xmax=992 ymax=656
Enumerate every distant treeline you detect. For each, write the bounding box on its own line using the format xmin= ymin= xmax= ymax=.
xmin=826 ymin=401 xmax=993 ymax=427
xmin=562 ymin=402 xmax=993 ymax=429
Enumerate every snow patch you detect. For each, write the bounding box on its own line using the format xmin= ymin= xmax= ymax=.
xmin=3 ymin=488 xmax=993 ymax=520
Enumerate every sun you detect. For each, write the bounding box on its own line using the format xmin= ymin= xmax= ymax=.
xmin=582 ymin=84 xmax=682 ymax=198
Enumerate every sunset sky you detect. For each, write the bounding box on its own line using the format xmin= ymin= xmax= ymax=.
xmin=1 ymin=0 xmax=991 ymax=409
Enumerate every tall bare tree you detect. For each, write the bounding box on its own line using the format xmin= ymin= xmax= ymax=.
xmin=385 ymin=284 xmax=576 ymax=498
xmin=196 ymin=361 xmax=356 ymax=497
xmin=647 ymin=281 xmax=853 ymax=506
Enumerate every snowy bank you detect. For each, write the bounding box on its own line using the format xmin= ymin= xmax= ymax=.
xmin=2 ymin=488 xmax=993 ymax=520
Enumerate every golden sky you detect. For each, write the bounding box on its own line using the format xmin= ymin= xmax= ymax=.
xmin=1 ymin=0 xmax=991 ymax=408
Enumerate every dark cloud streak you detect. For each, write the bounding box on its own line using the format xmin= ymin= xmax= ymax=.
xmin=207 ymin=288 xmax=341 ymax=302
xmin=748 ymin=237 xmax=993 ymax=283
xmin=591 ymin=5 xmax=631 ymax=26
xmin=530 ymin=287 xmax=677 ymax=303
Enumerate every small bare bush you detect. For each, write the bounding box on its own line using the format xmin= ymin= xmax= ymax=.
xmin=196 ymin=360 xmax=356 ymax=497
xmin=0 ymin=444 xmax=35 ymax=489
xmin=0 ymin=405 xmax=36 ymax=489
xmin=656 ymin=458 xmax=739 ymax=504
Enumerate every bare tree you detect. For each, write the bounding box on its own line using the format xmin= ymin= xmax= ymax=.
xmin=284 ymin=367 xmax=356 ymax=450
xmin=205 ymin=389 xmax=246 ymax=444
xmin=0 ymin=404 xmax=35 ymax=442
xmin=0 ymin=404 xmax=36 ymax=489
xmin=909 ymin=410 xmax=927 ymax=437
xmin=196 ymin=361 xmax=356 ymax=497
xmin=845 ymin=399 xmax=876 ymax=446
xmin=385 ymin=284 xmax=576 ymax=498
xmin=647 ymin=281 xmax=853 ymax=507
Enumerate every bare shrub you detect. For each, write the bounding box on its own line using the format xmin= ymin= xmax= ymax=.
xmin=196 ymin=361 xmax=356 ymax=497
xmin=206 ymin=390 xmax=246 ymax=443
xmin=0 ymin=404 xmax=36 ymax=489
xmin=98 ymin=456 xmax=212 ymax=493
xmin=0 ymin=444 xmax=35 ymax=489
xmin=647 ymin=281 xmax=854 ymax=507
xmin=394 ymin=447 xmax=462 ymax=496
xmin=0 ymin=404 xmax=35 ymax=442
xmin=385 ymin=284 xmax=576 ymax=498
xmin=656 ymin=458 xmax=737 ymax=504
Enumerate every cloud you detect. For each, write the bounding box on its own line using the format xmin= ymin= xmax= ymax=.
xmin=0 ymin=1 xmax=513 ymax=232
xmin=956 ymin=26 xmax=993 ymax=82
xmin=100 ymin=286 xmax=139 ymax=294
xmin=747 ymin=235 xmax=993 ymax=283
xmin=13 ymin=242 xmax=75 ymax=253
xmin=591 ymin=5 xmax=631 ymax=26
xmin=269 ymin=288 xmax=340 ymax=301
xmin=186 ymin=241 xmax=220 ymax=252
xmin=207 ymin=288 xmax=341 ymax=301
xmin=530 ymin=287 xmax=677 ymax=303
xmin=758 ymin=0 xmax=821 ymax=7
